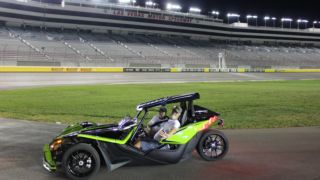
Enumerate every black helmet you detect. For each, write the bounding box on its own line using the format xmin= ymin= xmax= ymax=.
xmin=159 ymin=106 xmax=167 ymax=113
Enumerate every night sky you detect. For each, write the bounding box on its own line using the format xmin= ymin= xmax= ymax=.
xmin=138 ymin=0 xmax=318 ymax=26
xmin=44 ymin=0 xmax=319 ymax=27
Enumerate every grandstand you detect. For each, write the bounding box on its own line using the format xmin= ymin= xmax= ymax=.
xmin=1 ymin=26 xmax=320 ymax=69
xmin=0 ymin=0 xmax=319 ymax=70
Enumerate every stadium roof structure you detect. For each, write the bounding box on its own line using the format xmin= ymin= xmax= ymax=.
xmin=1 ymin=0 xmax=320 ymax=44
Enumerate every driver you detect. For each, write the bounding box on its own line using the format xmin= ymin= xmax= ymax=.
xmin=146 ymin=106 xmax=169 ymax=137
xmin=154 ymin=106 xmax=182 ymax=142
xmin=134 ymin=106 xmax=182 ymax=152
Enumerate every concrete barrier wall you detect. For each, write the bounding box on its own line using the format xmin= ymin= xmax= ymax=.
xmin=0 ymin=67 xmax=124 ymax=73
xmin=0 ymin=66 xmax=320 ymax=73
xmin=265 ymin=69 xmax=320 ymax=73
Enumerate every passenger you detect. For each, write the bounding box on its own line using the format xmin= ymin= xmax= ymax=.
xmin=135 ymin=106 xmax=182 ymax=152
xmin=153 ymin=106 xmax=182 ymax=142
xmin=146 ymin=106 xmax=169 ymax=137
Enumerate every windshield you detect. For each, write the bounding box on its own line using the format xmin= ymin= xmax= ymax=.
xmin=117 ymin=110 xmax=147 ymax=129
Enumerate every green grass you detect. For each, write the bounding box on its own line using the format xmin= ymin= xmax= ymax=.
xmin=0 ymin=80 xmax=319 ymax=129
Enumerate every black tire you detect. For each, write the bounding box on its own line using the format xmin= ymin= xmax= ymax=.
xmin=197 ymin=129 xmax=229 ymax=161
xmin=62 ymin=143 xmax=100 ymax=180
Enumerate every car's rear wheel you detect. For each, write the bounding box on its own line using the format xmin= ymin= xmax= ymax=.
xmin=62 ymin=143 xmax=100 ymax=180
xmin=197 ymin=129 xmax=229 ymax=161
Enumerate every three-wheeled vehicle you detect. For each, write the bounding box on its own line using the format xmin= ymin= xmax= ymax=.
xmin=43 ymin=93 xmax=229 ymax=179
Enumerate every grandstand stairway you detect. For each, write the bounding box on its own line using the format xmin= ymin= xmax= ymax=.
xmin=78 ymin=35 xmax=114 ymax=62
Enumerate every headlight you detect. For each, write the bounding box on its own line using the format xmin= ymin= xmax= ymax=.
xmin=50 ymin=139 xmax=63 ymax=151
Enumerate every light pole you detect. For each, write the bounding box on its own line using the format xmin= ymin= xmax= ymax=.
xmin=118 ymin=0 xmax=136 ymax=6
xmin=305 ymin=20 xmax=308 ymax=29
xmin=281 ymin=18 xmax=293 ymax=29
xmin=297 ymin=19 xmax=308 ymax=30
xmin=246 ymin=15 xmax=258 ymax=26
xmin=253 ymin=15 xmax=258 ymax=26
xmin=189 ymin=7 xmax=201 ymax=14
xmin=272 ymin=17 xmax=277 ymax=28
xmin=227 ymin=13 xmax=240 ymax=24
xmin=246 ymin=15 xmax=251 ymax=23
xmin=145 ymin=1 xmax=156 ymax=8
xmin=166 ymin=3 xmax=182 ymax=12
xmin=264 ymin=16 xmax=270 ymax=27
xmin=212 ymin=11 xmax=220 ymax=19
xmin=313 ymin=21 xmax=319 ymax=29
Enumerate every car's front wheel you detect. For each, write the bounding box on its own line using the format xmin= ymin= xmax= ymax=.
xmin=62 ymin=143 xmax=100 ymax=180
xmin=197 ymin=129 xmax=229 ymax=161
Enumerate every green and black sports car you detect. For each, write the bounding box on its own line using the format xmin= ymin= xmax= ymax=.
xmin=43 ymin=93 xmax=229 ymax=180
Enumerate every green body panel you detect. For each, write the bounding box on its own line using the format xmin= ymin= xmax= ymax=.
xmin=43 ymin=144 xmax=57 ymax=170
xmin=77 ymin=127 xmax=136 ymax=145
xmin=161 ymin=120 xmax=208 ymax=145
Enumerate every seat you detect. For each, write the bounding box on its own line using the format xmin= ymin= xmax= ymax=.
xmin=179 ymin=109 xmax=188 ymax=127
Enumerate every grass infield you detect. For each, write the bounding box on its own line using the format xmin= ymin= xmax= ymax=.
xmin=0 ymin=80 xmax=319 ymax=129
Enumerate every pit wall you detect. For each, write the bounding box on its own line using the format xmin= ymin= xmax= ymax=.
xmin=0 ymin=67 xmax=320 ymax=73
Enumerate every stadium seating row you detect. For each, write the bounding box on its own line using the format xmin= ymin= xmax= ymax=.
xmin=0 ymin=26 xmax=320 ymax=69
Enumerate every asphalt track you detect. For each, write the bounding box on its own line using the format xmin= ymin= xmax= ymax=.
xmin=0 ymin=72 xmax=320 ymax=89
xmin=0 ymin=118 xmax=319 ymax=180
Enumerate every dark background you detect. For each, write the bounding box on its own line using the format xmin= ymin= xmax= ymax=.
xmin=151 ymin=0 xmax=318 ymax=23
xmin=42 ymin=0 xmax=319 ymax=27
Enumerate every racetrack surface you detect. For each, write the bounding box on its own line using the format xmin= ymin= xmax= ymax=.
xmin=1 ymin=73 xmax=320 ymax=89
xmin=0 ymin=118 xmax=319 ymax=180
xmin=1 ymin=73 xmax=320 ymax=180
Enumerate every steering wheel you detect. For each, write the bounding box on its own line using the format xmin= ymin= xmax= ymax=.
xmin=137 ymin=124 xmax=148 ymax=138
